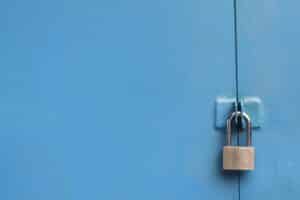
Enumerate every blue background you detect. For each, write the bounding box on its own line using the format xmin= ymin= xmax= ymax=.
xmin=238 ymin=0 xmax=300 ymax=199
xmin=0 ymin=0 xmax=240 ymax=199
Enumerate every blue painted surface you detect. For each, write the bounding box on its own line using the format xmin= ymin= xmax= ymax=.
xmin=242 ymin=97 xmax=264 ymax=127
xmin=215 ymin=97 xmax=236 ymax=128
xmin=0 ymin=0 xmax=238 ymax=199
xmin=215 ymin=96 xmax=263 ymax=128
xmin=238 ymin=0 xmax=300 ymax=198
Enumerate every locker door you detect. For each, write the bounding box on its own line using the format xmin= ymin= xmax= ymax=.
xmin=1 ymin=0 xmax=237 ymax=199
xmin=238 ymin=0 xmax=300 ymax=198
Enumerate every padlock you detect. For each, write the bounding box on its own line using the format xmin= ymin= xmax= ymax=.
xmin=223 ymin=111 xmax=255 ymax=171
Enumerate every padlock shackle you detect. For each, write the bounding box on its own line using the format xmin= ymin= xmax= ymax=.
xmin=226 ymin=111 xmax=252 ymax=146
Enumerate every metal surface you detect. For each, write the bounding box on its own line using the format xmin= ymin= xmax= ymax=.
xmin=215 ymin=96 xmax=263 ymax=128
xmin=226 ymin=111 xmax=252 ymax=146
xmin=223 ymin=146 xmax=255 ymax=171
xmin=0 ymin=0 xmax=238 ymax=199
xmin=238 ymin=0 xmax=300 ymax=198
xmin=223 ymin=111 xmax=254 ymax=171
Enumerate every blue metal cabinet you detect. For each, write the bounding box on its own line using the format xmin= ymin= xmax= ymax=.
xmin=238 ymin=0 xmax=300 ymax=199
xmin=0 ymin=0 xmax=238 ymax=199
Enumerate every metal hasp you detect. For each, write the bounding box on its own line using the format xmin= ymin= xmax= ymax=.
xmin=215 ymin=96 xmax=264 ymax=128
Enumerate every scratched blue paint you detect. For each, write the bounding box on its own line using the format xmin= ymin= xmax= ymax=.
xmin=0 ymin=0 xmax=238 ymax=199
xmin=238 ymin=0 xmax=300 ymax=198
xmin=215 ymin=96 xmax=264 ymax=128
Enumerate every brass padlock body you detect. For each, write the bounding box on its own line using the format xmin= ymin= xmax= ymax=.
xmin=223 ymin=146 xmax=255 ymax=170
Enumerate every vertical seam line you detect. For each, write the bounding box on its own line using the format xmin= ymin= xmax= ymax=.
xmin=233 ymin=0 xmax=241 ymax=200
xmin=233 ymin=0 xmax=240 ymax=104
